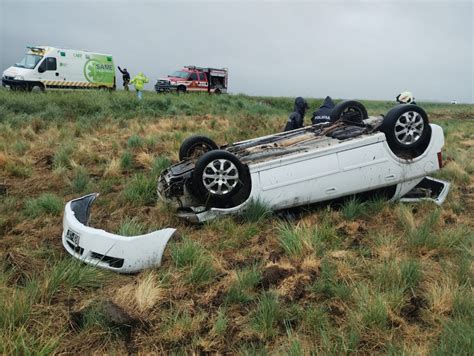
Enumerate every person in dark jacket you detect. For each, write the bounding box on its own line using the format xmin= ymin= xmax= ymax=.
xmin=117 ymin=66 xmax=131 ymax=91
xmin=311 ymin=96 xmax=335 ymax=124
xmin=283 ymin=97 xmax=309 ymax=131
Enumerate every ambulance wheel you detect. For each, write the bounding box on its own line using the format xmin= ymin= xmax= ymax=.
xmin=29 ymin=84 xmax=45 ymax=92
xmin=193 ymin=150 xmax=251 ymax=207
xmin=179 ymin=135 xmax=218 ymax=160
xmin=330 ymin=100 xmax=368 ymax=123
xmin=381 ymin=105 xmax=431 ymax=158
xmin=177 ymin=86 xmax=186 ymax=94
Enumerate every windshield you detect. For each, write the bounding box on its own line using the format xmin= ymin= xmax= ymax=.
xmin=170 ymin=71 xmax=190 ymax=79
xmin=14 ymin=54 xmax=43 ymax=69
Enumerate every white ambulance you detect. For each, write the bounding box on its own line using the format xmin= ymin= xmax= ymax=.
xmin=2 ymin=46 xmax=116 ymax=91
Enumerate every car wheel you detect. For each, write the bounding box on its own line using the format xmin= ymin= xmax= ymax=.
xmin=177 ymin=86 xmax=186 ymax=94
xmin=179 ymin=135 xmax=219 ymax=160
xmin=192 ymin=150 xmax=250 ymax=206
xmin=380 ymin=104 xmax=431 ymax=158
xmin=330 ymin=100 xmax=368 ymax=123
xmin=214 ymin=88 xmax=221 ymax=95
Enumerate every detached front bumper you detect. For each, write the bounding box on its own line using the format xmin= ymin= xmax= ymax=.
xmin=62 ymin=193 xmax=176 ymax=273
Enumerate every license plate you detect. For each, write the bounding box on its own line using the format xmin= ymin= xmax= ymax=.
xmin=66 ymin=229 xmax=80 ymax=246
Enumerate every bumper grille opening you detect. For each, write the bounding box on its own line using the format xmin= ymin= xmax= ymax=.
xmin=90 ymin=252 xmax=124 ymax=268
xmin=67 ymin=241 xmax=84 ymax=255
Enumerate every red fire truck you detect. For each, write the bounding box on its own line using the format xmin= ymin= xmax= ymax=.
xmin=155 ymin=66 xmax=228 ymax=94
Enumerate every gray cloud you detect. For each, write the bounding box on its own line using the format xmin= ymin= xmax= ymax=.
xmin=1 ymin=0 xmax=472 ymax=102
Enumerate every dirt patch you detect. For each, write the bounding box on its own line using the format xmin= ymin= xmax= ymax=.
xmin=277 ymin=273 xmax=311 ymax=301
xmin=260 ymin=264 xmax=294 ymax=289
xmin=460 ymin=139 xmax=474 ymax=147
xmin=268 ymin=250 xmax=283 ymax=263
xmin=400 ymin=295 xmax=427 ymax=324
xmin=0 ymin=183 xmax=8 ymax=196
xmin=2 ymin=250 xmax=45 ymax=286
xmin=35 ymin=153 xmax=54 ymax=170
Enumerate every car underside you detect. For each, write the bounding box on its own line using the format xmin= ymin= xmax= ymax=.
xmin=158 ymin=101 xmax=449 ymax=222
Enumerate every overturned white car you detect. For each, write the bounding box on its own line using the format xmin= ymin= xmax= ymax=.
xmin=158 ymin=101 xmax=450 ymax=222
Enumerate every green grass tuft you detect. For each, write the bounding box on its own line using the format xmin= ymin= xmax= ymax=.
xmin=151 ymin=155 xmax=171 ymax=176
xmin=225 ymin=265 xmax=261 ymax=304
xmin=341 ymin=197 xmax=367 ymax=220
xmin=120 ymin=150 xmax=134 ymax=171
xmin=24 ymin=193 xmax=63 ymax=218
xmin=170 ymin=239 xmax=216 ymax=285
xmin=117 ymin=217 xmax=146 ymax=236
xmin=71 ymin=167 xmax=90 ymax=193
xmin=122 ymin=174 xmax=156 ymax=205
xmin=277 ymin=223 xmax=312 ymax=258
xmin=127 ymin=134 xmax=144 ymax=149
xmin=310 ymin=258 xmax=351 ymax=300
xmin=252 ymin=291 xmax=281 ymax=339
xmin=241 ymin=199 xmax=273 ymax=223
xmin=53 ymin=144 xmax=74 ymax=169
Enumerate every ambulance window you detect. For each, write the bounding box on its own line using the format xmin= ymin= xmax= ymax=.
xmin=45 ymin=57 xmax=57 ymax=71
xmin=189 ymin=72 xmax=198 ymax=81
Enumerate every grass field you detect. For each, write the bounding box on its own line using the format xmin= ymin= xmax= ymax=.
xmin=0 ymin=90 xmax=472 ymax=354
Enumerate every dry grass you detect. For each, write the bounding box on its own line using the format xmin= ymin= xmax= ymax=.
xmin=0 ymin=90 xmax=472 ymax=354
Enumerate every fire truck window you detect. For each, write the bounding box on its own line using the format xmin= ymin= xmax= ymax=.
xmin=189 ymin=72 xmax=198 ymax=81
xmin=199 ymin=72 xmax=207 ymax=81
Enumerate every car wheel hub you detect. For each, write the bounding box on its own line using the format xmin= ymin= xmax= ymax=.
xmin=203 ymin=159 xmax=239 ymax=195
xmin=394 ymin=111 xmax=424 ymax=145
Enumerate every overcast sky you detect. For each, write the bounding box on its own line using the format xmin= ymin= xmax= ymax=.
xmin=1 ymin=0 xmax=473 ymax=103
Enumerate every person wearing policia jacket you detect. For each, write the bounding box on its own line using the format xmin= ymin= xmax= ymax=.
xmin=130 ymin=72 xmax=149 ymax=100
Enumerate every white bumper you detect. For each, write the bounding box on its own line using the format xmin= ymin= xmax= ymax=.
xmin=62 ymin=193 xmax=176 ymax=273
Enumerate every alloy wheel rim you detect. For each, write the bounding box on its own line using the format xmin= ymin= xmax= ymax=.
xmin=202 ymin=159 xmax=239 ymax=195
xmin=394 ymin=111 xmax=424 ymax=145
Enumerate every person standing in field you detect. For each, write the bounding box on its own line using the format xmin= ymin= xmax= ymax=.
xmin=130 ymin=72 xmax=149 ymax=100
xmin=117 ymin=66 xmax=131 ymax=91
xmin=283 ymin=97 xmax=309 ymax=131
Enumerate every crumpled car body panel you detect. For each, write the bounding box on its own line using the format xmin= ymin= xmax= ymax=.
xmin=62 ymin=193 xmax=175 ymax=273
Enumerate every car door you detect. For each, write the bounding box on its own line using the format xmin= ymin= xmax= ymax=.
xmin=38 ymin=57 xmax=62 ymax=87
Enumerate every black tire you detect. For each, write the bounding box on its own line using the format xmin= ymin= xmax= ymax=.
xmin=179 ymin=135 xmax=219 ymax=160
xmin=192 ymin=150 xmax=250 ymax=206
xmin=330 ymin=100 xmax=368 ymax=123
xmin=214 ymin=88 xmax=221 ymax=95
xmin=380 ymin=104 xmax=431 ymax=158
xmin=28 ymin=83 xmax=45 ymax=92
xmin=177 ymin=86 xmax=186 ymax=94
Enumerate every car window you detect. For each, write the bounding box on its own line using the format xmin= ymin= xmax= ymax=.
xmin=45 ymin=57 xmax=57 ymax=71
xmin=199 ymin=72 xmax=207 ymax=81
xmin=189 ymin=72 xmax=198 ymax=81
